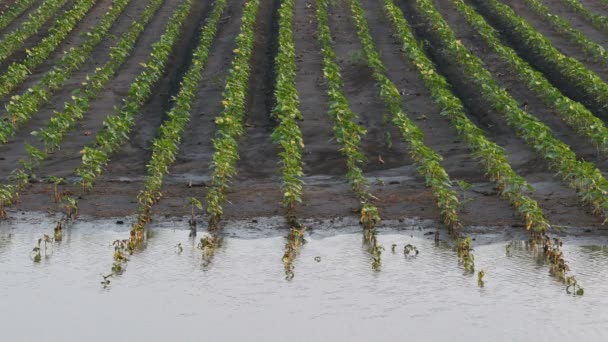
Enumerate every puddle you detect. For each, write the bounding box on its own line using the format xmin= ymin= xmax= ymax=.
xmin=1 ymin=218 xmax=608 ymax=341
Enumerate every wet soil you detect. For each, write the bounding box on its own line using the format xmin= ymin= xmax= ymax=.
xmin=0 ymin=0 xmax=605 ymax=231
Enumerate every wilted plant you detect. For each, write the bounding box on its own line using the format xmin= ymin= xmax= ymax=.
xmin=282 ymin=225 xmax=306 ymax=280
xmin=477 ymin=270 xmax=485 ymax=287
xmin=49 ymin=176 xmax=65 ymax=203
xmin=456 ymin=237 xmax=475 ymax=274
xmin=185 ymin=197 xmax=202 ymax=235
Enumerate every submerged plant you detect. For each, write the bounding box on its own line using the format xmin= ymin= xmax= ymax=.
xmin=53 ymin=221 xmax=63 ymax=241
xmin=30 ymin=235 xmax=53 ymax=262
xmin=282 ymin=225 xmax=306 ymax=280
xmin=61 ymin=196 xmax=78 ymax=222
xmin=185 ymin=197 xmax=202 ymax=236
xmin=456 ymin=237 xmax=475 ymax=274
xmin=404 ymin=244 xmax=419 ymax=257
xmin=477 ymin=270 xmax=485 ymax=287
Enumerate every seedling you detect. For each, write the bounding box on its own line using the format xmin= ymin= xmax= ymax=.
xmin=185 ymin=197 xmax=202 ymax=236
xmin=48 ymin=176 xmax=65 ymax=203
xmin=61 ymin=196 xmax=78 ymax=222
xmin=53 ymin=221 xmax=63 ymax=241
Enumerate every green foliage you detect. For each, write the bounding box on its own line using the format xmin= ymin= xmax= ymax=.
xmin=0 ymin=0 xmax=38 ymax=32
xmin=0 ymin=0 xmax=67 ymax=64
xmin=475 ymin=0 xmax=608 ymax=123
xmin=205 ymin=0 xmax=261 ymax=228
xmin=0 ymin=0 xmax=102 ymax=99
xmin=453 ymin=0 xmax=608 ymax=154
xmin=0 ymin=0 xmax=134 ymax=143
xmin=560 ymin=0 xmax=608 ymax=32
xmin=521 ymin=0 xmax=608 ymax=62
xmin=349 ymin=0 xmax=462 ymax=235
xmin=76 ymin=0 xmax=195 ymax=191
xmin=131 ymin=0 xmax=226 ymax=240
xmin=417 ymin=0 xmax=608 ymax=222
xmin=382 ymin=0 xmax=549 ymax=233
xmin=0 ymin=0 xmax=162 ymax=217
xmin=316 ymin=0 xmax=382 ymax=270
xmin=271 ymin=0 xmax=305 ymax=213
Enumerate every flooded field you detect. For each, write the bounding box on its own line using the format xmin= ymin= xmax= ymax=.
xmin=1 ymin=217 xmax=608 ymax=341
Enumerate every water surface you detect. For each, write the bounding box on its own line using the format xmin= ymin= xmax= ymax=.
xmin=1 ymin=217 xmax=607 ymax=341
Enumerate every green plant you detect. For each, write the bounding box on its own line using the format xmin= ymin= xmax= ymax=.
xmin=48 ymin=176 xmax=65 ymax=203
xmin=205 ymin=0 xmax=262 ymax=228
xmin=453 ymin=0 xmax=608 ymax=154
xmin=0 ymin=0 xmax=38 ymax=32
xmin=316 ymin=0 xmax=383 ymax=271
xmin=0 ymin=0 xmax=67 ymax=64
xmin=417 ymin=0 xmax=608 ymax=223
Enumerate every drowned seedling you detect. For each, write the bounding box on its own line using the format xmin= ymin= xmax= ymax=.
xmin=185 ymin=197 xmax=202 ymax=236
xmin=478 ymin=270 xmax=485 ymax=287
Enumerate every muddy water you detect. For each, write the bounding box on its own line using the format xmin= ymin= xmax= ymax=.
xmin=1 ymin=217 xmax=608 ymax=341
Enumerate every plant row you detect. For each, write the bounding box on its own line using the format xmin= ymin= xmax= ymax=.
xmin=75 ymin=0 xmax=195 ymax=190
xmin=0 ymin=0 xmax=38 ymax=32
xmin=474 ymin=0 xmax=608 ymax=125
xmin=271 ymin=0 xmax=304 ymax=222
xmin=350 ymin=0 xmax=461 ymax=234
xmin=0 ymin=0 xmax=166 ymax=218
xmin=521 ymin=0 xmax=608 ymax=63
xmin=0 ymin=0 xmax=124 ymax=99
xmin=0 ymin=0 xmax=137 ymax=144
xmin=0 ymin=0 xmax=67 ymax=63
xmin=130 ymin=0 xmax=226 ymax=243
xmin=205 ymin=0 xmax=261 ymax=229
xmin=350 ymin=0 xmax=475 ymax=272
xmin=316 ymin=0 xmax=382 ymax=271
xmin=426 ymin=0 xmax=608 ymax=221
xmin=382 ymin=0 xmax=550 ymax=233
xmin=34 ymin=0 xmax=163 ymax=153
xmin=452 ymin=0 xmax=608 ymax=154
xmin=560 ymin=0 xmax=608 ymax=31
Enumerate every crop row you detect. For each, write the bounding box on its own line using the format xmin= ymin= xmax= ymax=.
xmin=316 ymin=0 xmax=382 ymax=271
xmin=75 ymin=0 xmax=195 ymax=190
xmin=0 ymin=0 xmax=125 ymax=98
xmin=0 ymin=0 xmax=67 ymax=63
xmin=560 ymin=0 xmax=608 ymax=31
xmin=205 ymin=0 xmax=261 ymax=229
xmin=130 ymin=0 xmax=226 ymax=242
xmin=0 ymin=0 xmax=167 ymax=217
xmin=350 ymin=0 xmax=461 ymax=234
xmin=444 ymin=0 xmax=608 ymax=220
xmin=273 ymin=0 xmax=306 ymax=279
xmin=349 ymin=0 xmax=474 ymax=272
xmin=452 ymin=0 xmax=608 ymax=154
xmin=521 ymin=0 xmax=608 ymax=63
xmin=0 ymin=0 xmax=38 ymax=31
xmin=382 ymin=0 xmax=549 ymax=233
xmin=0 ymin=0 xmax=134 ymax=144
xmin=474 ymin=0 xmax=608 ymax=120
xmin=271 ymin=0 xmax=304 ymax=222
xmin=34 ymin=0 xmax=163 ymax=153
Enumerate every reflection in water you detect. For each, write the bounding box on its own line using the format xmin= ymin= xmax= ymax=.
xmin=0 ymin=219 xmax=608 ymax=341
